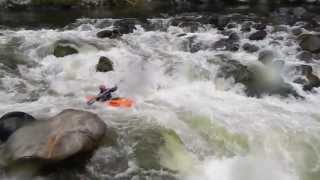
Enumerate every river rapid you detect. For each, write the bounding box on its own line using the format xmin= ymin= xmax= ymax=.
xmin=1 ymin=6 xmax=320 ymax=180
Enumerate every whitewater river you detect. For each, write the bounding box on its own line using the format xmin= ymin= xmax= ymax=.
xmin=0 ymin=12 xmax=320 ymax=180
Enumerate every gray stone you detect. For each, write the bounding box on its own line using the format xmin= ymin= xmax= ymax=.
xmin=0 ymin=109 xmax=107 ymax=166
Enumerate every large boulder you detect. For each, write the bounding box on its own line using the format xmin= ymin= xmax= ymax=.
xmin=298 ymin=34 xmax=320 ymax=53
xmin=96 ymin=56 xmax=114 ymax=72
xmin=210 ymin=55 xmax=302 ymax=98
xmin=0 ymin=112 xmax=36 ymax=142
xmin=0 ymin=109 xmax=106 ymax=167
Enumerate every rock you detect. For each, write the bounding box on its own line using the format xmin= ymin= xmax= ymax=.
xmin=96 ymin=56 xmax=114 ymax=72
xmin=216 ymin=16 xmax=230 ymax=30
xmin=258 ymin=50 xmax=274 ymax=65
xmin=227 ymin=23 xmax=237 ymax=29
xmin=252 ymin=23 xmax=266 ymax=30
xmin=211 ymin=55 xmax=301 ymax=98
xmin=298 ymin=34 xmax=320 ymax=53
xmin=294 ymin=77 xmax=308 ymax=85
xmin=302 ymin=19 xmax=320 ymax=31
xmin=229 ymin=32 xmax=240 ymax=41
xmin=170 ymin=17 xmax=201 ymax=32
xmin=113 ymin=19 xmax=137 ymax=35
xmin=243 ymin=43 xmax=259 ymax=53
xmin=273 ymin=25 xmax=288 ymax=33
xmin=96 ymin=19 xmax=137 ymax=39
xmin=241 ymin=21 xmax=252 ymax=32
xmin=212 ymin=32 xmax=240 ymax=52
xmin=213 ymin=39 xmax=239 ymax=51
xmin=297 ymin=51 xmax=313 ymax=63
xmin=292 ymin=28 xmax=303 ymax=36
xmin=128 ymin=125 xmax=192 ymax=171
xmin=53 ymin=44 xmax=78 ymax=58
xmin=313 ymin=53 xmax=320 ymax=60
xmin=249 ymin=30 xmax=267 ymax=41
xmin=292 ymin=7 xmax=307 ymax=18
xmin=0 ymin=109 xmax=107 ymax=166
xmin=269 ymin=41 xmax=281 ymax=46
xmin=0 ymin=112 xmax=36 ymax=142
xmin=213 ymin=57 xmax=253 ymax=85
xmin=304 ymin=73 xmax=320 ymax=91
xmin=97 ymin=29 xmax=121 ymax=39
xmin=271 ymin=60 xmax=285 ymax=71
xmin=296 ymin=65 xmax=313 ymax=75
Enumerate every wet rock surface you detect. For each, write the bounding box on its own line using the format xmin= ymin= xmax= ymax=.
xmin=53 ymin=41 xmax=78 ymax=57
xmin=249 ymin=30 xmax=267 ymax=41
xmin=242 ymin=43 xmax=259 ymax=53
xmin=298 ymin=34 xmax=320 ymax=53
xmin=0 ymin=112 xmax=36 ymax=142
xmin=0 ymin=109 xmax=107 ymax=167
xmin=96 ymin=56 xmax=114 ymax=72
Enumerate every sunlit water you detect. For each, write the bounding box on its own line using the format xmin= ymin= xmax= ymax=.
xmin=0 ymin=17 xmax=320 ymax=180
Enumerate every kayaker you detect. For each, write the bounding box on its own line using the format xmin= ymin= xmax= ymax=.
xmin=96 ymin=85 xmax=118 ymax=102
xmin=87 ymin=85 xmax=118 ymax=105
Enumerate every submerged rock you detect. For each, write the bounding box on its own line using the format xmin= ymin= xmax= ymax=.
xmin=96 ymin=56 xmax=114 ymax=72
xmin=0 ymin=112 xmax=36 ymax=142
xmin=241 ymin=21 xmax=252 ymax=32
xmin=53 ymin=44 xmax=78 ymax=57
xmin=128 ymin=125 xmax=193 ymax=172
xmin=0 ymin=109 xmax=107 ymax=167
xmin=292 ymin=28 xmax=303 ymax=36
xmin=242 ymin=43 xmax=259 ymax=53
xmin=297 ymin=51 xmax=313 ymax=63
xmin=258 ymin=50 xmax=274 ymax=65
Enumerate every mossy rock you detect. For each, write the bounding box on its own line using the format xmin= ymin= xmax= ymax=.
xmin=96 ymin=56 xmax=114 ymax=72
xmin=53 ymin=44 xmax=78 ymax=57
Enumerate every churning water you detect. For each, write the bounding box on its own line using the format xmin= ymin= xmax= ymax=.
xmin=0 ymin=15 xmax=320 ymax=180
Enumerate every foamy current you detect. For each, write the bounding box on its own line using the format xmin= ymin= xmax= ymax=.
xmin=0 ymin=17 xmax=320 ymax=180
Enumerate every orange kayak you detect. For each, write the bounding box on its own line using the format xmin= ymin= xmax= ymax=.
xmin=86 ymin=96 xmax=134 ymax=108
